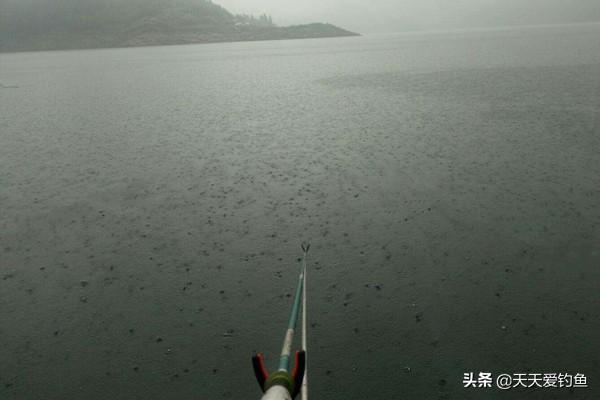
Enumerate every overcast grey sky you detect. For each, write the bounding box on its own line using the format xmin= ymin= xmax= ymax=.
xmin=214 ymin=0 xmax=600 ymax=33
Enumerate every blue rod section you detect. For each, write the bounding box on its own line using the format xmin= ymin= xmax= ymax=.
xmin=277 ymin=264 xmax=305 ymax=372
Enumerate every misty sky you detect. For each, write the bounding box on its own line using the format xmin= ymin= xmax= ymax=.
xmin=215 ymin=0 xmax=443 ymax=32
xmin=214 ymin=0 xmax=600 ymax=33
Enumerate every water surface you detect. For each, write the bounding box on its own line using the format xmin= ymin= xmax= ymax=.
xmin=1 ymin=23 xmax=599 ymax=400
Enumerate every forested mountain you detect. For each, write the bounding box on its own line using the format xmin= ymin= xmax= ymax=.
xmin=0 ymin=0 xmax=358 ymax=52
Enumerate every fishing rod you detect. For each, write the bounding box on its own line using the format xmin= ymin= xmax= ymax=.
xmin=252 ymin=243 xmax=310 ymax=400
xmin=300 ymin=243 xmax=308 ymax=400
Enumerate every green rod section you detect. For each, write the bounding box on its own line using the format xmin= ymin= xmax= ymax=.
xmin=277 ymin=262 xmax=305 ymax=372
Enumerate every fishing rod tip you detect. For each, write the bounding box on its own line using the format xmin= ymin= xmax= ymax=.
xmin=301 ymin=242 xmax=311 ymax=253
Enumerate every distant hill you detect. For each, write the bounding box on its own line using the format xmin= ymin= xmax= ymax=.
xmin=0 ymin=0 xmax=359 ymax=52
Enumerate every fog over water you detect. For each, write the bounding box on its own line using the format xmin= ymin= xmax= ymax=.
xmin=2 ymin=0 xmax=600 ymax=35
xmin=215 ymin=0 xmax=600 ymax=32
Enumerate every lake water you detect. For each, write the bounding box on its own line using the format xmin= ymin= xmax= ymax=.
xmin=1 ymin=23 xmax=599 ymax=400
